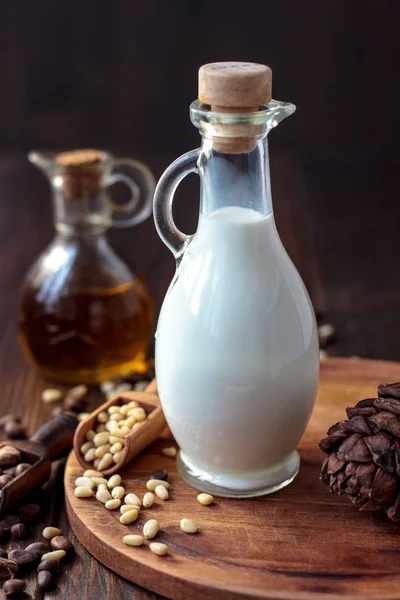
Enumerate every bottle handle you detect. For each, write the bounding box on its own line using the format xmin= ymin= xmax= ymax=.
xmin=153 ymin=149 xmax=200 ymax=258
xmin=107 ymin=158 xmax=156 ymax=228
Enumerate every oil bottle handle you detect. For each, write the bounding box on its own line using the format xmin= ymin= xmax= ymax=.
xmin=153 ymin=149 xmax=200 ymax=258
xmin=107 ymin=158 xmax=156 ymax=228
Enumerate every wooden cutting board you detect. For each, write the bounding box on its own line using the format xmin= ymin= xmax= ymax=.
xmin=65 ymin=357 xmax=400 ymax=600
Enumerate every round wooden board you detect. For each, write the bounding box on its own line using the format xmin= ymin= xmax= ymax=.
xmin=65 ymin=357 xmax=400 ymax=600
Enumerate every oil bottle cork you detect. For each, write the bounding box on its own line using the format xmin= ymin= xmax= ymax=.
xmin=55 ymin=149 xmax=105 ymax=200
xmin=198 ymin=62 xmax=272 ymax=153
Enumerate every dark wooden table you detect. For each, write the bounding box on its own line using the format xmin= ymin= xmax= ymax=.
xmin=0 ymin=147 xmax=399 ymax=599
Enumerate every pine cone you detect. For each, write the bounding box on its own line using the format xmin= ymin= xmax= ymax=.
xmin=319 ymin=381 xmax=400 ymax=521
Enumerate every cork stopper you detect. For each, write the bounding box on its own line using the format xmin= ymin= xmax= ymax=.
xmin=55 ymin=149 xmax=103 ymax=167
xmin=54 ymin=149 xmax=105 ymax=199
xmin=197 ymin=62 xmax=272 ymax=153
xmin=199 ymin=62 xmax=272 ymax=110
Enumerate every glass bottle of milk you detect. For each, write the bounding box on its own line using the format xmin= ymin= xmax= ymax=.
xmin=154 ymin=62 xmax=319 ymax=498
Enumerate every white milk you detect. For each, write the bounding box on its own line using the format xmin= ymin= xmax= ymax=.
xmin=156 ymin=206 xmax=319 ymax=492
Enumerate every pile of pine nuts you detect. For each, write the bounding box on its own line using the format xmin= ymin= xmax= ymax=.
xmin=79 ymin=400 xmax=148 ymax=469
xmin=74 ymin=466 xmax=214 ymax=557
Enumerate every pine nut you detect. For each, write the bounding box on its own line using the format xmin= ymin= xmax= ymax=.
xmin=120 ymin=509 xmax=139 ymax=524
xmin=42 ymin=388 xmax=62 ymax=403
xmin=109 ymin=436 xmax=125 ymax=446
xmin=143 ymin=492 xmax=154 ymax=508
xmin=80 ymin=441 xmax=94 ymax=454
xmin=84 ymin=448 xmax=96 ymax=462
xmin=110 ymin=442 xmax=123 ymax=454
xmin=149 ymin=542 xmax=168 ymax=556
xmin=113 ymin=451 xmax=123 ymax=463
xmin=97 ymin=453 xmax=113 ymax=471
xmin=108 ymin=406 xmax=121 ymax=415
xmin=162 ymin=447 xmax=177 ymax=458
xmin=93 ymin=458 xmax=101 ymax=468
xmin=117 ymin=383 xmax=133 ymax=393
xmin=119 ymin=405 xmax=130 ymax=415
xmin=97 ymin=484 xmax=108 ymax=491
xmin=86 ymin=430 xmax=96 ymax=442
xmin=43 ymin=527 xmax=62 ymax=539
xmin=127 ymin=401 xmax=139 ymax=409
xmin=125 ymin=493 xmax=141 ymax=507
xmin=146 ymin=479 xmax=170 ymax=492
xmin=74 ymin=477 xmax=94 ymax=489
xmin=74 ymin=486 xmax=94 ymax=498
xmin=97 ymin=411 xmax=108 ymax=423
xmin=123 ymin=535 xmax=144 ymax=546
xmin=84 ymin=470 xmax=103 ymax=477
xmin=96 ymin=424 xmax=107 ymax=433
xmin=130 ymin=407 xmax=146 ymax=422
xmin=105 ymin=499 xmax=121 ymax=510
xmin=95 ymin=444 xmax=111 ymax=458
xmin=108 ymin=474 xmax=121 ymax=489
xmin=110 ymin=429 xmax=125 ymax=439
xmin=90 ymin=477 xmax=108 ymax=486
xmin=96 ymin=488 xmax=112 ymax=504
xmin=41 ymin=550 xmax=66 ymax=562
xmin=112 ymin=486 xmax=125 ymax=499
xmin=143 ymin=519 xmax=159 ymax=539
xmin=110 ymin=413 xmax=124 ymax=422
xmin=155 ymin=485 xmax=169 ymax=500
xmin=180 ymin=518 xmax=198 ymax=533
xmin=93 ymin=432 xmax=110 ymax=447
xmin=70 ymin=384 xmax=88 ymax=397
xmin=134 ymin=381 xmax=148 ymax=391
xmin=105 ymin=420 xmax=116 ymax=432
xmin=78 ymin=412 xmax=90 ymax=422
xmin=123 ymin=416 xmax=136 ymax=428
xmin=120 ymin=504 xmax=139 ymax=515
xmin=197 ymin=493 xmax=214 ymax=505
xmin=100 ymin=381 xmax=114 ymax=393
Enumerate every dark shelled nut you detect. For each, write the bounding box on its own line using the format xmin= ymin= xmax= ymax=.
xmin=0 ymin=453 xmax=18 ymax=469
xmin=0 ymin=474 xmax=14 ymax=489
xmin=0 ymin=446 xmax=21 ymax=457
xmin=0 ymin=558 xmax=18 ymax=579
xmin=4 ymin=421 xmax=27 ymax=439
xmin=15 ymin=463 xmax=31 ymax=476
xmin=4 ymin=578 xmax=26 ymax=595
xmin=37 ymin=558 xmax=60 ymax=574
xmin=0 ymin=415 xmax=21 ymax=428
xmin=64 ymin=397 xmax=87 ymax=412
xmin=11 ymin=523 xmax=26 ymax=540
xmin=3 ymin=467 xmax=16 ymax=476
xmin=150 ymin=468 xmax=168 ymax=481
xmin=0 ymin=514 xmax=20 ymax=531
xmin=8 ymin=549 xmax=38 ymax=565
xmin=38 ymin=569 xmax=55 ymax=589
xmin=50 ymin=535 xmax=74 ymax=553
xmin=63 ymin=386 xmax=88 ymax=413
xmin=25 ymin=542 xmax=49 ymax=557
xmin=18 ymin=503 xmax=41 ymax=523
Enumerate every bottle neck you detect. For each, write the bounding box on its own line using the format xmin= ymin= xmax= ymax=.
xmin=199 ymin=135 xmax=272 ymax=217
xmin=53 ymin=188 xmax=112 ymax=236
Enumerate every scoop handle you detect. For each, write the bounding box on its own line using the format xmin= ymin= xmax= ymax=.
xmin=31 ymin=413 xmax=79 ymax=460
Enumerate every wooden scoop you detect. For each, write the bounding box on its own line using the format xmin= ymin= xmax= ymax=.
xmin=0 ymin=412 xmax=79 ymax=515
xmin=73 ymin=381 xmax=166 ymax=476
